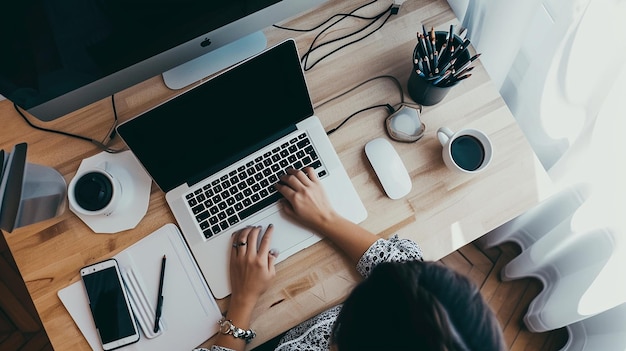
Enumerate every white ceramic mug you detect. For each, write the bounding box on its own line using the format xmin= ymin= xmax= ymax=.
xmin=68 ymin=162 xmax=122 ymax=216
xmin=437 ymin=127 xmax=493 ymax=173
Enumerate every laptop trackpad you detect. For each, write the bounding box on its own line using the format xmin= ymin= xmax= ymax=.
xmin=250 ymin=206 xmax=322 ymax=263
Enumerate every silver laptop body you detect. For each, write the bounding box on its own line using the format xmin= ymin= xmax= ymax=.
xmin=117 ymin=39 xmax=367 ymax=299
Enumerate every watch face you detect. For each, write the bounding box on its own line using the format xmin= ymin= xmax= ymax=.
xmin=219 ymin=319 xmax=233 ymax=335
xmin=217 ymin=318 xmax=255 ymax=341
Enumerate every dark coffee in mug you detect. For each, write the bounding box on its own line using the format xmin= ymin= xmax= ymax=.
xmin=450 ymin=135 xmax=485 ymax=171
xmin=73 ymin=172 xmax=114 ymax=211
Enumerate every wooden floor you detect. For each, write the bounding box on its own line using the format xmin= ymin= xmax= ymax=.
xmin=1 ymin=233 xmax=567 ymax=351
xmin=441 ymin=241 xmax=569 ymax=351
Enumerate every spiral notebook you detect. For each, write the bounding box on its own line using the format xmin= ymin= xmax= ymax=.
xmin=58 ymin=223 xmax=221 ymax=350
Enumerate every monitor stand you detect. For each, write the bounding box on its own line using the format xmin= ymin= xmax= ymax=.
xmin=162 ymin=31 xmax=268 ymax=90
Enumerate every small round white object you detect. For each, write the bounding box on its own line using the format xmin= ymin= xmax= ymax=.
xmin=385 ymin=105 xmax=425 ymax=142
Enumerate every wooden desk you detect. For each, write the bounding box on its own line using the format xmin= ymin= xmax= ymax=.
xmin=0 ymin=0 xmax=553 ymax=349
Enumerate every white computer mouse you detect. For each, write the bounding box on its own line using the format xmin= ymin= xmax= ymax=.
xmin=364 ymin=138 xmax=412 ymax=199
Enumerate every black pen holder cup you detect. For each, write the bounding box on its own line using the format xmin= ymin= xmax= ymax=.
xmin=407 ymin=32 xmax=469 ymax=106
xmin=407 ymin=72 xmax=455 ymax=106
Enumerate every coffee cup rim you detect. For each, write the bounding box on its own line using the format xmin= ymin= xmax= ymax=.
xmin=441 ymin=128 xmax=493 ymax=173
xmin=68 ymin=168 xmax=122 ymax=216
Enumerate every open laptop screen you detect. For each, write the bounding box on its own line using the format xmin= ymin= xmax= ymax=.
xmin=117 ymin=39 xmax=313 ymax=192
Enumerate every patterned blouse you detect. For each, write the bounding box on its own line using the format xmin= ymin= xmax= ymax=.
xmin=209 ymin=235 xmax=423 ymax=351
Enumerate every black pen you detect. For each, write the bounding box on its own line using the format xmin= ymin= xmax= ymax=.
xmin=448 ymin=24 xmax=455 ymax=47
xmin=414 ymin=32 xmax=423 ymax=60
xmin=453 ymin=65 xmax=475 ymax=78
xmin=438 ymin=41 xmax=447 ymax=60
xmin=456 ymin=73 xmax=472 ymax=81
xmin=422 ymin=56 xmax=431 ymax=76
xmin=459 ymin=38 xmax=471 ymax=51
xmin=416 ymin=58 xmax=424 ymax=73
xmin=455 ymin=53 xmax=481 ymax=75
xmin=153 ymin=254 xmax=167 ymax=333
xmin=458 ymin=27 xmax=468 ymax=39
xmin=447 ymin=39 xmax=471 ymax=64
xmin=422 ymin=25 xmax=433 ymax=56
xmin=430 ymin=27 xmax=436 ymax=56
xmin=439 ymin=56 xmax=456 ymax=74
xmin=444 ymin=73 xmax=472 ymax=87
xmin=439 ymin=25 xmax=453 ymax=60
xmin=420 ymin=33 xmax=430 ymax=57
xmin=432 ymin=69 xmax=452 ymax=85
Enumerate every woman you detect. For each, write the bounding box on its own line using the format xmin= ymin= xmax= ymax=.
xmin=205 ymin=168 xmax=506 ymax=351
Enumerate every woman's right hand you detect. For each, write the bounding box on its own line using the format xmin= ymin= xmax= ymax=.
xmin=277 ymin=167 xmax=378 ymax=264
xmin=275 ymin=167 xmax=339 ymax=232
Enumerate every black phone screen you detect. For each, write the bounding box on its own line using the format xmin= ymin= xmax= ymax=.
xmin=83 ymin=266 xmax=136 ymax=344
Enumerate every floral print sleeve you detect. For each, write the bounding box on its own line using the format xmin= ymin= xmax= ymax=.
xmin=356 ymin=234 xmax=423 ymax=278
xmin=208 ymin=346 xmax=232 ymax=351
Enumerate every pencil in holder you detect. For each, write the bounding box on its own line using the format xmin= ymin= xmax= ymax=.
xmin=407 ymin=30 xmax=471 ymax=106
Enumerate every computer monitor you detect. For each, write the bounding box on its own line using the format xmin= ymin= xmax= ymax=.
xmin=0 ymin=0 xmax=326 ymax=121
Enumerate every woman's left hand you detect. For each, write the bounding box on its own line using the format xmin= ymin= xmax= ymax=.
xmin=214 ymin=226 xmax=277 ymax=351
xmin=229 ymin=225 xmax=277 ymax=306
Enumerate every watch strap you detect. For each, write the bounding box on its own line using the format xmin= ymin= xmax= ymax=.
xmin=218 ymin=318 xmax=256 ymax=343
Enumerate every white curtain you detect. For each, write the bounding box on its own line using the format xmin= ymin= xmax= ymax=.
xmin=449 ymin=0 xmax=626 ymax=332
xmin=452 ymin=0 xmax=626 ymax=231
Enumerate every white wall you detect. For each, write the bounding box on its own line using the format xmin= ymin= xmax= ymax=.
xmin=446 ymin=0 xmax=469 ymax=24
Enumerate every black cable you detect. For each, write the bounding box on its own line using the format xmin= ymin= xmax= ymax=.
xmin=273 ymin=0 xmax=379 ymax=32
xmin=13 ymin=96 xmax=125 ymax=153
xmin=316 ymin=75 xmax=404 ymax=110
xmin=102 ymin=95 xmax=119 ymax=144
xmin=273 ymin=0 xmax=395 ymax=71
xmin=273 ymin=12 xmax=380 ymax=32
xmin=319 ymin=75 xmax=406 ymax=135
xmin=302 ymin=5 xmax=393 ymax=71
xmin=326 ymin=104 xmax=393 ymax=135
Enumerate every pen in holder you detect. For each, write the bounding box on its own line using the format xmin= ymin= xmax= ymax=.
xmin=407 ymin=27 xmax=477 ymax=106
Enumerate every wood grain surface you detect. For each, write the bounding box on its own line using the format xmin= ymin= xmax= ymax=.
xmin=0 ymin=0 xmax=553 ymax=349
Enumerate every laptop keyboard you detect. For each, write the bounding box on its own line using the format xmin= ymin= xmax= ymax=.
xmin=185 ymin=132 xmax=327 ymax=239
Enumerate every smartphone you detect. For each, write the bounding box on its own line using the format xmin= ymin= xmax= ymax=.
xmin=81 ymin=259 xmax=140 ymax=350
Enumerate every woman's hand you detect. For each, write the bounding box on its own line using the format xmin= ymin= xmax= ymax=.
xmin=275 ymin=167 xmax=339 ymax=231
xmin=214 ymin=226 xmax=277 ymax=351
xmin=229 ymin=225 xmax=277 ymax=306
xmin=276 ymin=167 xmax=378 ymax=264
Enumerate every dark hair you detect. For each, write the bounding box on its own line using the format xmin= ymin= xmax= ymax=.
xmin=331 ymin=261 xmax=506 ymax=351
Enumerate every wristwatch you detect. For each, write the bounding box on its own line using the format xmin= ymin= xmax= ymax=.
xmin=218 ymin=317 xmax=256 ymax=343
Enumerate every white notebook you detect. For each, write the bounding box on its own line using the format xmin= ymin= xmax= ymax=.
xmin=58 ymin=223 xmax=221 ymax=350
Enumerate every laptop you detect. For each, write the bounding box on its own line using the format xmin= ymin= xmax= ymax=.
xmin=117 ymin=39 xmax=367 ymax=299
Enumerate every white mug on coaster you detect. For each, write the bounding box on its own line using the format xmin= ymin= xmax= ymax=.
xmin=68 ymin=162 xmax=122 ymax=216
xmin=437 ymin=127 xmax=493 ymax=174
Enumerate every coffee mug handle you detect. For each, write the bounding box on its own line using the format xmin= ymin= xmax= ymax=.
xmin=95 ymin=161 xmax=110 ymax=172
xmin=437 ymin=127 xmax=454 ymax=146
